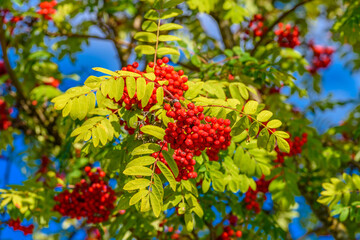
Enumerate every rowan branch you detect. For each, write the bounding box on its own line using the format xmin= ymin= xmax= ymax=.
xmin=251 ymin=0 xmax=314 ymax=55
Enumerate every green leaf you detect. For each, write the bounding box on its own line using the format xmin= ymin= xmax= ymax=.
xmin=150 ymin=192 xmax=162 ymax=217
xmin=238 ymin=84 xmax=249 ymax=100
xmin=160 ymin=9 xmax=183 ymax=19
xmin=144 ymin=9 xmax=159 ymax=20
xmin=126 ymin=156 xmax=156 ymax=169
xmin=141 ymin=194 xmax=151 ymax=212
xmin=135 ymin=45 xmax=156 ymax=55
xmin=243 ymin=100 xmax=258 ymax=115
xmin=92 ymin=67 xmax=119 ymax=76
xmin=132 ymin=143 xmax=161 ymax=155
xmin=156 ymin=87 xmax=164 ymax=105
xmin=126 ymin=77 xmax=136 ymax=99
xmin=184 ymin=213 xmax=194 ymax=231
xmin=157 ymin=47 xmax=180 ymax=56
xmin=257 ymin=128 xmax=269 ymax=149
xmin=267 ymin=119 xmax=282 ymax=128
xmin=97 ymin=124 xmax=108 ymax=146
xmin=141 ymin=125 xmax=165 ymax=140
xmin=142 ymin=82 xmax=155 ymax=107
xmin=157 ymin=161 xmax=177 ymax=191
xmin=248 ymin=122 xmax=259 ymax=138
xmin=142 ymin=20 xmax=157 ymax=32
xmin=84 ymin=76 xmax=102 ymax=88
xmin=277 ymin=137 xmax=290 ymax=153
xmin=159 ymin=23 xmax=183 ymax=31
xmin=134 ymin=32 xmax=157 ymax=43
xmin=144 ymin=72 xmax=156 ymax=81
xmin=129 ymin=189 xmax=148 ymax=206
xmin=266 ymin=134 xmax=276 ymax=151
xmin=257 ymin=110 xmax=273 ymax=122
xmin=158 ymin=35 xmax=182 ymax=42
xmin=163 ymin=0 xmax=184 ymax=8
xmin=136 ymin=77 xmax=146 ymax=100
xmin=202 ymin=177 xmax=211 ymax=193
xmin=162 ymin=150 xmax=179 ymax=177
xmin=123 ymin=179 xmax=151 ymax=191
xmin=114 ymin=77 xmax=125 ymax=101
xmin=62 ymin=101 xmax=72 ymax=117
xmin=274 ymin=131 xmax=290 ymax=139
xmin=123 ymin=166 xmax=153 ymax=176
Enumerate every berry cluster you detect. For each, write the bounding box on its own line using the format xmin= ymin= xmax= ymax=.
xmin=7 ymin=219 xmax=34 ymax=235
xmin=274 ymin=23 xmax=300 ymax=48
xmin=114 ymin=57 xmax=188 ymax=111
xmin=217 ymin=226 xmax=242 ymax=240
xmin=244 ymin=14 xmax=267 ymax=38
xmin=275 ymin=133 xmax=307 ymax=164
xmin=0 ymin=99 xmax=12 ymax=130
xmin=307 ymin=42 xmax=334 ymax=74
xmin=53 ymin=167 xmax=116 ymax=223
xmin=37 ymin=0 xmax=57 ymax=20
xmin=244 ymin=175 xmax=271 ymax=213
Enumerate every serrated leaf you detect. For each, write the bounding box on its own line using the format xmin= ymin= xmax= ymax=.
xmin=141 ymin=125 xmax=165 ymax=140
xmin=277 ymin=137 xmax=290 ymax=153
xmin=62 ymin=101 xmax=72 ymax=117
xmin=126 ymin=156 xmax=156 ymax=168
xmin=123 ymin=166 xmax=153 ymax=176
xmin=157 ymin=47 xmax=180 ymax=56
xmin=157 ymin=161 xmax=177 ymax=191
xmin=150 ymin=192 xmax=162 ymax=217
xmin=267 ymin=119 xmax=282 ymax=128
xmin=202 ymin=177 xmax=211 ymax=193
xmin=84 ymin=75 xmax=102 ymax=88
xmin=266 ymin=134 xmax=276 ymax=151
xmin=93 ymin=67 xmax=119 ymax=76
xmin=274 ymin=131 xmax=290 ymax=139
xmin=257 ymin=128 xmax=269 ymax=149
xmin=158 ymin=35 xmax=182 ymax=42
xmin=162 ymin=150 xmax=179 ymax=177
xmin=142 ymin=20 xmax=157 ymax=32
xmin=238 ymin=84 xmax=249 ymax=100
xmin=142 ymin=82 xmax=155 ymax=107
xmin=126 ymin=77 xmax=136 ymax=98
xmin=156 ymin=87 xmax=164 ymax=105
xmin=141 ymin=194 xmax=151 ymax=212
xmin=160 ymin=9 xmax=183 ymax=19
xmin=134 ymin=32 xmax=157 ymax=43
xmin=243 ymin=100 xmax=258 ymax=115
xmin=132 ymin=143 xmax=161 ymax=155
xmin=135 ymin=45 xmax=156 ymax=55
xmin=124 ymin=179 xmax=151 ymax=191
xmin=144 ymin=9 xmax=159 ymax=20
xmin=257 ymin=110 xmax=273 ymax=122
xmin=184 ymin=212 xmax=194 ymax=231
xmin=114 ymin=77 xmax=125 ymax=101
xmin=159 ymin=23 xmax=183 ymax=31
xmin=137 ymin=77 xmax=146 ymax=100
xmin=129 ymin=189 xmax=148 ymax=205
xmin=163 ymin=0 xmax=184 ymax=8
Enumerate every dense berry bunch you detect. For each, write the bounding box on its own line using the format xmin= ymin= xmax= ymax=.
xmin=54 ymin=167 xmax=116 ymax=223
xmin=275 ymin=133 xmax=307 ymax=163
xmin=0 ymin=99 xmax=12 ymax=130
xmin=164 ymin=102 xmax=232 ymax=161
xmin=245 ymin=14 xmax=267 ymax=38
xmin=244 ymin=175 xmax=271 ymax=213
xmin=7 ymin=219 xmax=34 ymax=235
xmin=274 ymin=23 xmax=300 ymax=48
xmin=37 ymin=0 xmax=57 ymax=20
xmin=114 ymin=57 xmax=188 ymax=111
xmin=153 ymin=141 xmax=197 ymax=181
xmin=307 ymin=41 xmax=334 ymax=74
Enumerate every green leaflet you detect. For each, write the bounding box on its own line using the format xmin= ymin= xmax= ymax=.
xmin=243 ymin=100 xmax=258 ymax=115
xmin=156 ymin=87 xmax=164 ymax=105
xmin=126 ymin=77 xmax=136 ymax=98
xmin=157 ymin=161 xmax=177 ymax=191
xmin=129 ymin=189 xmax=148 ymax=206
xmin=276 ymin=136 xmax=290 ymax=153
xmin=267 ymin=119 xmax=282 ymax=128
xmin=159 ymin=23 xmax=183 ymax=31
xmin=126 ymin=156 xmax=156 ymax=168
xmin=132 ymin=143 xmax=161 ymax=155
xmin=162 ymin=150 xmax=179 ymax=177
xmin=134 ymin=32 xmax=157 ymax=43
xmin=257 ymin=110 xmax=273 ymax=122
xmin=123 ymin=166 xmax=153 ymax=176
xmin=142 ymin=82 xmax=155 ymax=107
xmin=123 ymin=179 xmax=151 ymax=191
xmin=157 ymin=47 xmax=180 ymax=56
xmin=136 ymin=77 xmax=146 ymax=100
xmin=141 ymin=125 xmax=165 ymax=140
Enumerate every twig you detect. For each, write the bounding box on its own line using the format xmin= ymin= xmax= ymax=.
xmin=251 ymin=0 xmax=314 ymax=55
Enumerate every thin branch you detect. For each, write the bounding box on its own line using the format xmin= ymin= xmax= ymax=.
xmin=251 ymin=0 xmax=314 ymax=55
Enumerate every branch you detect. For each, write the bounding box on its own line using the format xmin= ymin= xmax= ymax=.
xmin=44 ymin=30 xmax=132 ymax=46
xmin=251 ymin=0 xmax=314 ymax=55
xmin=211 ymin=13 xmax=235 ymax=49
xmin=0 ymin=22 xmax=62 ymax=145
